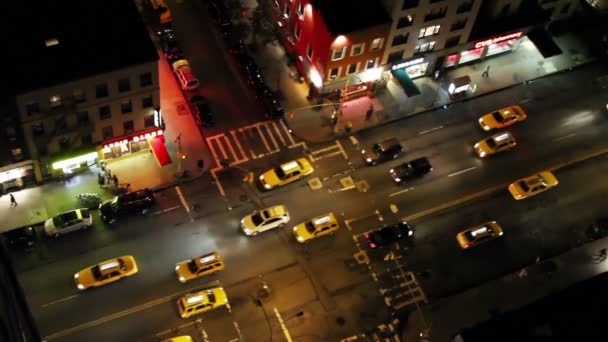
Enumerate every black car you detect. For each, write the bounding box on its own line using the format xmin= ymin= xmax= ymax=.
xmin=362 ymin=138 xmax=404 ymax=166
xmin=2 ymin=226 xmax=36 ymax=249
xmin=99 ymin=189 xmax=155 ymax=224
xmin=586 ymin=218 xmax=608 ymax=240
xmin=389 ymin=157 xmax=432 ymax=183
xmin=364 ymin=222 xmax=414 ymax=249
xmin=193 ymin=101 xmax=214 ymax=127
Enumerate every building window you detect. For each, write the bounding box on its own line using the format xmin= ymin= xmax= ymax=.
xmin=450 ymin=19 xmax=467 ymax=31
xmin=445 ymin=35 xmax=460 ymax=48
xmin=415 ymin=41 xmax=436 ymax=53
xmin=307 ymin=45 xmax=313 ymax=60
xmin=387 ymin=51 xmax=404 ymax=63
xmin=370 ymin=38 xmax=384 ymax=50
xmin=297 ymin=1 xmax=304 ymax=18
xmin=347 ymin=63 xmax=358 ymax=74
xmin=11 ymin=148 xmax=23 ymax=160
xmin=392 ymin=33 xmax=409 ymax=46
xmin=55 ymin=117 xmax=67 ymax=131
xmin=96 ymin=83 xmax=109 ymax=98
xmin=351 ymin=43 xmax=365 ymax=56
xmin=402 ymin=0 xmax=419 ymax=10
xmin=425 ymin=6 xmax=447 ymax=21
xmin=397 ymin=15 xmax=415 ymax=29
xmin=419 ymin=25 xmax=440 ymax=38
xmin=73 ymin=89 xmax=86 ymax=103
xmin=121 ymin=100 xmax=133 ymax=114
xmin=123 ymin=120 xmax=134 ymax=135
xmin=329 ymin=67 xmax=340 ymax=80
xmin=77 ymin=111 xmax=90 ymax=126
xmin=118 ymin=78 xmax=131 ymax=93
xmin=99 ymin=105 xmax=112 ymax=120
xmin=82 ymin=134 xmax=93 ymax=145
xmin=140 ymin=72 xmax=153 ymax=87
xmin=283 ymin=3 xmax=291 ymax=19
xmin=102 ymin=126 xmax=113 ymax=140
xmin=331 ymin=47 xmax=346 ymax=61
xmin=32 ymin=122 xmax=45 ymax=136
xmin=49 ymin=95 xmax=62 ymax=108
xmin=26 ymin=102 xmax=40 ymax=116
xmin=144 ymin=115 xmax=155 ymax=128
xmin=142 ymin=95 xmax=154 ymax=108
xmin=294 ymin=24 xmax=301 ymax=39
xmin=366 ymin=58 xmax=377 ymax=69
xmin=457 ymin=1 xmax=474 ymax=14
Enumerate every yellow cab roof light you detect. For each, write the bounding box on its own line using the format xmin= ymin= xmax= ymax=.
xmin=186 ymin=295 xmax=205 ymax=304
xmin=313 ymin=216 xmax=331 ymax=225
xmin=100 ymin=261 xmax=119 ymax=271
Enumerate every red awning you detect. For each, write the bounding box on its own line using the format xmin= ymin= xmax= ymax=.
xmin=149 ymin=136 xmax=172 ymax=166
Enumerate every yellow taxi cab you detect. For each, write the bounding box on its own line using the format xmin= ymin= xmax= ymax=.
xmin=259 ymin=158 xmax=314 ymax=190
xmin=508 ymin=171 xmax=558 ymax=200
xmin=175 ymin=252 xmax=224 ymax=283
xmin=456 ymin=221 xmax=503 ymax=250
xmin=293 ymin=212 xmax=339 ymax=243
xmin=474 ymin=131 xmax=517 ymax=158
xmin=74 ymin=255 xmax=138 ymax=290
xmin=478 ymin=105 xmax=527 ymax=131
xmin=162 ymin=336 xmax=193 ymax=342
xmin=177 ymin=287 xmax=228 ymax=318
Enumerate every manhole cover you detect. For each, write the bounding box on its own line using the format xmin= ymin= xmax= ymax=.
xmin=308 ymin=177 xmax=323 ymax=190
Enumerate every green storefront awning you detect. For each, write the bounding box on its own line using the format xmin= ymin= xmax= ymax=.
xmin=391 ymin=69 xmax=421 ymax=97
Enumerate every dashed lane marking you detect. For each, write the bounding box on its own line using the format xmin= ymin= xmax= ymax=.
xmin=389 ymin=187 xmax=415 ymax=197
xmin=149 ymin=206 xmax=181 ymax=216
xmin=552 ymin=133 xmax=577 ymax=142
xmin=175 ymin=186 xmax=194 ymax=223
xmin=40 ymin=295 xmax=79 ymax=308
xmin=418 ymin=126 xmax=444 ymax=135
xmin=448 ymin=166 xmax=478 ymax=177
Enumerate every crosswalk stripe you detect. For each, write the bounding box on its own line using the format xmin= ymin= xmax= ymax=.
xmin=217 ymin=135 xmax=229 ymax=159
xmin=256 ymin=124 xmax=272 ymax=152
xmin=280 ymin=120 xmax=297 ymax=146
xmin=230 ymin=130 xmax=248 ymax=162
xmin=271 ymin=121 xmax=286 ymax=145
xmin=264 ymin=123 xmax=280 ymax=152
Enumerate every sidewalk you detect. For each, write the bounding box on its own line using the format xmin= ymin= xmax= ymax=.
xmin=259 ymin=32 xmax=596 ymax=143
xmin=402 ymin=238 xmax=608 ymax=341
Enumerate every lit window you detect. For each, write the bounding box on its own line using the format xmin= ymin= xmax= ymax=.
xmin=351 ymin=43 xmax=365 ymax=56
xmin=366 ymin=58 xmax=377 ymax=69
xmin=297 ymin=1 xmax=304 ymax=18
xmin=283 ymin=4 xmax=291 ymax=19
xmin=45 ymin=38 xmax=59 ymax=47
xmin=331 ymin=47 xmax=346 ymax=61
xmin=370 ymin=38 xmax=384 ymax=50
xmin=50 ymin=95 xmax=62 ymax=108
xmin=329 ymin=67 xmax=340 ymax=80
xmin=347 ymin=63 xmax=358 ymax=74
xmin=419 ymin=25 xmax=441 ymax=38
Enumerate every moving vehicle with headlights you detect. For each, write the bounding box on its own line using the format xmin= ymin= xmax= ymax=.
xmin=175 ymin=252 xmax=224 ymax=283
xmin=293 ymin=212 xmax=339 ymax=243
xmin=99 ymin=188 xmax=155 ymax=224
xmin=389 ymin=157 xmax=432 ymax=183
xmin=364 ymin=222 xmax=413 ymax=249
xmin=474 ymin=131 xmax=517 ymax=158
xmin=456 ymin=221 xmax=504 ymax=250
xmin=478 ymin=105 xmax=527 ymax=131
xmin=508 ymin=171 xmax=558 ymax=200
xmin=44 ymin=208 xmax=93 ymax=237
xmin=241 ymin=205 xmax=290 ymax=235
xmin=362 ymin=138 xmax=404 ymax=166
xmin=259 ymin=158 xmax=314 ymax=190
xmin=177 ymin=287 xmax=228 ymax=318
xmin=73 ymin=255 xmax=138 ymax=290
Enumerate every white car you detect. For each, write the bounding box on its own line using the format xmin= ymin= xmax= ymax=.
xmin=44 ymin=208 xmax=93 ymax=237
xmin=241 ymin=205 xmax=290 ymax=236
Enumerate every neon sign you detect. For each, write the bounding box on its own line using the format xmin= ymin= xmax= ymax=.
xmin=102 ymin=128 xmax=164 ymax=149
xmin=474 ymin=31 xmax=523 ymax=49
xmin=391 ymin=57 xmax=424 ymax=71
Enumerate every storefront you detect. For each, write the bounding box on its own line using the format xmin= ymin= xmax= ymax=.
xmin=0 ymin=160 xmax=41 ymax=193
xmin=51 ymin=150 xmax=98 ymax=176
xmin=443 ymin=31 xmax=524 ymax=68
xmin=100 ymin=127 xmax=171 ymax=166
xmin=390 ymin=57 xmax=427 ymax=97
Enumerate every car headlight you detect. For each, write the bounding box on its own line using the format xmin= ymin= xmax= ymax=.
xmin=361 ymin=149 xmax=366 ymax=154
xmin=394 ymin=178 xmax=401 ymax=182
xmin=179 ymin=276 xmax=186 ymax=282
xmin=243 ymin=227 xmax=253 ymax=235
xmin=296 ymin=236 xmax=305 ymax=242
xmin=292 ymin=226 xmax=298 ymax=232
xmin=77 ymin=284 xmax=85 ymax=290
xmin=366 ymin=158 xmax=372 ymax=162
xmin=175 ymin=265 xmax=180 ymax=271
xmin=479 ymin=151 xmax=486 ymax=158
xmin=408 ymin=230 xmax=413 ymax=236
xmin=259 ymin=175 xmax=265 ymax=181
xmin=74 ymin=273 xmax=79 ymax=279
xmin=474 ymin=143 xmax=480 ymax=149
xmin=498 ymin=231 xmax=504 ymax=236
xmin=264 ymin=184 xmax=272 ymax=189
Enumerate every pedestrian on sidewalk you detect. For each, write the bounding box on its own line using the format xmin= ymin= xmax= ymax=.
xmin=344 ymin=121 xmax=353 ymax=134
xmin=482 ymin=65 xmax=490 ymax=78
xmin=365 ymin=104 xmax=374 ymax=121
xmin=9 ymin=193 xmax=17 ymax=207
xmin=112 ymin=174 xmax=118 ymax=186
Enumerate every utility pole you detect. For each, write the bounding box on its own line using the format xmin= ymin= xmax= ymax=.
xmin=174 ymin=133 xmax=184 ymax=176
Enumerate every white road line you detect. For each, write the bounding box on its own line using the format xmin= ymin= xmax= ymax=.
xmin=280 ymin=119 xmax=298 ymax=146
xmin=41 ymin=294 xmax=79 ymax=308
xmin=552 ymin=133 xmax=577 ymax=142
xmin=223 ymin=135 xmax=240 ymax=163
xmin=154 ymin=321 xmax=199 ymax=337
xmin=175 ymin=186 xmax=194 ymax=222
xmin=313 ymin=150 xmax=344 ymax=160
xmin=273 ymin=307 xmax=293 ymax=342
xmin=448 ymin=166 xmax=478 ymax=177
xmin=230 ymin=130 xmax=248 ymax=162
xmin=520 ymin=99 xmax=532 ymax=103
xmin=418 ymin=126 xmax=444 ymax=135
xmin=271 ymin=121 xmax=286 ymax=145
xmin=264 ymin=123 xmax=280 ymax=151
xmin=336 ymin=139 xmax=348 ymax=160
xmin=149 ymin=206 xmax=181 ymax=216
xmin=389 ymin=187 xmax=415 ymax=197
xmin=217 ymin=136 xmax=228 ymax=160
xmin=311 ymin=145 xmax=339 ymax=154
xmin=255 ymin=125 xmax=272 ymax=152
xmin=211 ymin=169 xmax=227 ymax=196
xmin=205 ymin=135 xmax=223 ymax=167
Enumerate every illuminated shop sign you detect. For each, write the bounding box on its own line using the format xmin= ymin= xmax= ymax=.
xmin=102 ymin=128 xmax=164 ymax=150
xmin=391 ymin=57 xmax=424 ymax=71
xmin=474 ymin=31 xmax=523 ymax=49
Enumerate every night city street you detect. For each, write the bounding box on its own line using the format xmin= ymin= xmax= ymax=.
xmin=2 ymin=0 xmax=608 ymax=342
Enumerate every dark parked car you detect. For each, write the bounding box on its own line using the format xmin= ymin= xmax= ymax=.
xmin=586 ymin=218 xmax=608 ymax=241
xmin=364 ymin=222 xmax=414 ymax=249
xmin=389 ymin=157 xmax=432 ymax=183
xmin=190 ymin=96 xmax=214 ymax=127
xmin=99 ymin=189 xmax=155 ymax=224
xmin=362 ymin=138 xmax=405 ymax=166
xmin=2 ymin=226 xmax=36 ymax=249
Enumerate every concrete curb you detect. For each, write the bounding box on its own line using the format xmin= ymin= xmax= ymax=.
xmin=283 ymin=59 xmax=598 ymax=144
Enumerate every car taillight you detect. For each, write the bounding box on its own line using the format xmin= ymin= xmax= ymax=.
xmin=364 ymin=233 xmax=369 ymax=238
xmin=370 ymin=242 xmax=376 ymax=248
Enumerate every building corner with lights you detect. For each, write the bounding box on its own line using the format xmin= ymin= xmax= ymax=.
xmin=0 ymin=0 xmax=168 ymax=194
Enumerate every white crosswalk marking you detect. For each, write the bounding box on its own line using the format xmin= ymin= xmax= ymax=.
xmin=310 ymin=140 xmax=348 ymax=161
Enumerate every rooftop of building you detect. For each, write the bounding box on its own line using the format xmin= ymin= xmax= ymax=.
xmin=310 ymin=0 xmax=392 ymax=35
xmin=3 ymin=0 xmax=158 ymax=95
